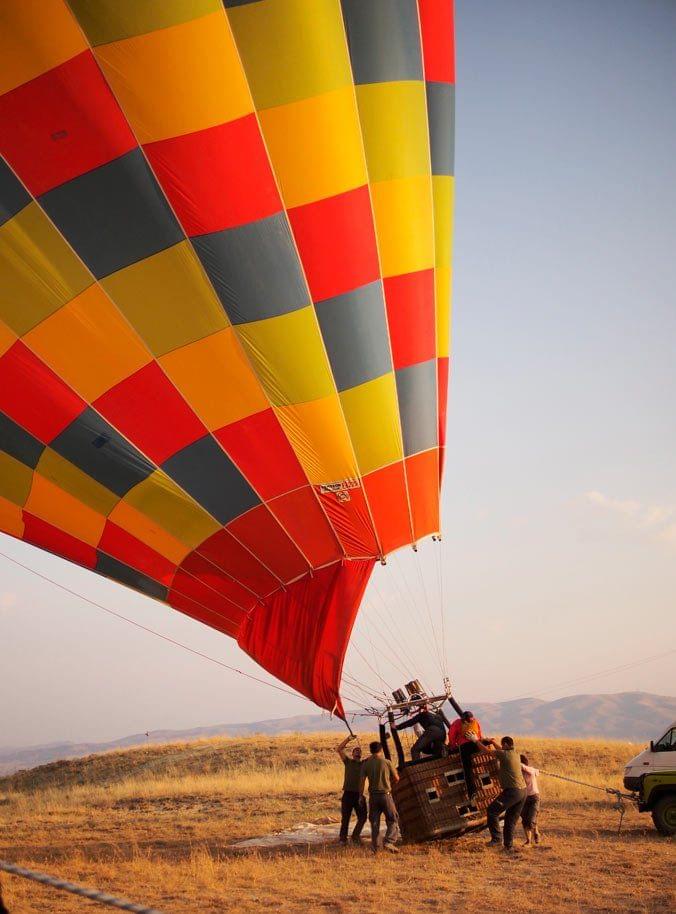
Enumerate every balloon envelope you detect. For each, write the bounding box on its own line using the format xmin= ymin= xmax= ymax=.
xmin=0 ymin=0 xmax=454 ymax=714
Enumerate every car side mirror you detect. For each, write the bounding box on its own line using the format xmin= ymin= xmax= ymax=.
xmin=649 ymin=740 xmax=654 ymax=752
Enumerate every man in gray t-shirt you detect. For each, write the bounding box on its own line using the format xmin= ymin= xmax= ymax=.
xmin=360 ymin=741 xmax=400 ymax=853
xmin=335 ymin=735 xmax=366 ymax=844
xmin=481 ymin=736 xmax=527 ymax=850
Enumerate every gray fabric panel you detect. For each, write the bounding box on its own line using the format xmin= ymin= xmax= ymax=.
xmin=0 ymin=412 xmax=45 ymax=468
xmin=192 ymin=212 xmax=310 ymax=324
xmin=50 ymin=407 xmax=155 ymax=496
xmin=39 ymin=148 xmax=183 ymax=279
xmin=315 ymin=281 xmax=392 ymax=391
xmin=0 ymin=158 xmax=30 ymax=228
xmin=97 ymin=552 xmax=168 ymax=601
xmin=162 ymin=434 xmax=259 ymax=525
xmin=426 ymin=82 xmax=455 ymax=176
xmin=342 ymin=0 xmax=423 ymax=85
xmin=396 ymin=359 xmax=438 ymax=456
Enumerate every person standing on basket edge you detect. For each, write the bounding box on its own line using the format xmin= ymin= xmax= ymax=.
xmin=447 ymin=709 xmax=486 ymax=797
xmin=335 ymin=735 xmax=367 ymax=845
xmin=360 ymin=740 xmax=400 ymax=853
xmin=481 ymin=736 xmax=527 ymax=851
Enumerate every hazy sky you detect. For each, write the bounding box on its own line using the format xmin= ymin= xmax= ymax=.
xmin=2 ymin=0 xmax=675 ymax=747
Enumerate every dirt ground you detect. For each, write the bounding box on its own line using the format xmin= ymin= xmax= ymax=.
xmin=0 ymin=734 xmax=673 ymax=913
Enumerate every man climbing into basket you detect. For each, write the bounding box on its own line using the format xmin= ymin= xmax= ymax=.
xmin=447 ymin=709 xmax=487 ymax=798
xmin=395 ymin=699 xmax=447 ymax=760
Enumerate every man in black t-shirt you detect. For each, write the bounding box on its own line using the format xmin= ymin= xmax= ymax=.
xmin=335 ymin=735 xmax=367 ymax=844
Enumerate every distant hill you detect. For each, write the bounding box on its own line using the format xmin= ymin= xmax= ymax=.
xmin=1 ymin=692 xmax=673 ymax=776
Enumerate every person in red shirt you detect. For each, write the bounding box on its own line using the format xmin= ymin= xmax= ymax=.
xmin=447 ymin=710 xmax=486 ymax=798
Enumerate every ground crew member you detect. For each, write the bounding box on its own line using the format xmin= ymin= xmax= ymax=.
xmin=335 ymin=735 xmax=367 ymax=845
xmin=395 ymin=701 xmax=446 ymax=759
xmin=360 ymin=741 xmax=400 ymax=853
xmin=481 ymin=736 xmax=527 ymax=851
xmin=447 ymin=709 xmax=485 ymax=797
xmin=520 ymin=754 xmax=541 ymax=845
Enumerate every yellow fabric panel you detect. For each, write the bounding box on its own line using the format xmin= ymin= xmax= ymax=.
xmin=432 ymin=175 xmax=454 ymax=268
xmin=0 ymin=453 xmax=33 ymax=507
xmin=35 ymin=449 xmax=118 ymax=516
xmin=237 ymin=308 xmax=334 ymax=407
xmin=67 ymin=0 xmax=221 ymax=46
xmin=123 ymin=471 xmax=220 ymax=549
xmin=101 ymin=242 xmax=228 ymax=357
xmin=226 ymin=0 xmax=352 ymax=110
xmin=108 ymin=500 xmax=190 ymax=565
xmin=0 ymin=203 xmax=92 ymax=336
xmin=339 ymin=374 xmax=402 ymax=476
xmin=370 ymin=176 xmax=434 ymax=277
xmin=0 ymin=494 xmax=24 ymax=538
xmin=94 ymin=12 xmax=252 ymax=144
xmin=276 ymin=396 xmax=356 ymax=485
xmin=25 ymin=474 xmax=106 ymax=546
xmin=435 ymin=266 xmax=452 ymax=358
xmin=159 ymin=328 xmax=268 ymax=430
xmin=355 ymin=81 xmax=429 ymax=183
xmin=0 ymin=321 xmax=17 ymax=357
xmin=0 ymin=0 xmax=86 ymax=94
xmin=24 ymin=284 xmax=151 ymax=401
xmin=259 ymin=87 xmax=367 ymax=208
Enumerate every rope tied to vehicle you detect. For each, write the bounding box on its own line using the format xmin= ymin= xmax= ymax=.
xmin=0 ymin=860 xmax=166 ymax=913
xmin=539 ymin=769 xmax=635 ymax=835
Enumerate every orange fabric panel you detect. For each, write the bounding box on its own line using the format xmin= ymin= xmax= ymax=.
xmin=24 ymin=473 xmax=106 ymax=546
xmin=363 ymin=461 xmax=412 ymax=556
xmin=405 ymin=449 xmax=440 ymax=541
xmin=0 ymin=494 xmax=25 ymax=538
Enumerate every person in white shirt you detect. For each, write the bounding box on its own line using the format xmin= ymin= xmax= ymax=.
xmin=520 ymin=754 xmax=541 ymax=845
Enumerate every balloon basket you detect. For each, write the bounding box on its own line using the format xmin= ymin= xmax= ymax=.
xmin=393 ymin=750 xmax=502 ymax=842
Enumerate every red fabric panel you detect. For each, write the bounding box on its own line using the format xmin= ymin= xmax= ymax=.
xmin=406 ymin=449 xmax=440 ymax=540
xmin=237 ymin=559 xmax=375 ymax=714
xmin=0 ymin=51 xmax=136 ymax=196
xmin=99 ymin=521 xmax=176 ymax=586
xmin=169 ymin=565 xmax=248 ymax=631
xmin=363 ymin=461 xmax=412 ymax=555
xmin=418 ymin=0 xmax=455 ymax=84
xmin=437 ymin=356 xmax=450 ymax=451
xmin=227 ymin=504 xmax=309 ymax=583
xmin=181 ymin=551 xmax=257 ymax=612
xmin=288 ymin=185 xmax=379 ymax=301
xmin=167 ymin=582 xmax=241 ymax=638
xmin=384 ymin=269 xmax=436 ymax=369
xmin=267 ymin=487 xmax=342 ymax=568
xmin=23 ymin=513 xmax=97 ymax=569
xmin=214 ymin=408 xmax=306 ymax=500
xmin=94 ymin=362 xmax=206 ymax=464
xmin=197 ymin=528 xmax=279 ymax=597
xmin=318 ymin=485 xmax=380 ymax=558
xmin=145 ymin=115 xmax=281 ymax=235
xmin=0 ymin=341 xmax=85 ymax=443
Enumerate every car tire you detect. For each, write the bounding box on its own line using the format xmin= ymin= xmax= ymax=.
xmin=651 ymin=794 xmax=676 ymax=836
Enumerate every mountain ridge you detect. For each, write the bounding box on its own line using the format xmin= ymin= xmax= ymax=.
xmin=1 ymin=691 xmax=673 ymax=776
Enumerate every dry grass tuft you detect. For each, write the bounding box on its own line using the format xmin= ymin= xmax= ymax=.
xmin=1 ymin=733 xmax=673 ymax=913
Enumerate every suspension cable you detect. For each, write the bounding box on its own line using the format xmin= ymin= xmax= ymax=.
xmin=0 ymin=551 xmax=307 ymax=703
xmin=369 ymin=578 xmax=434 ymax=687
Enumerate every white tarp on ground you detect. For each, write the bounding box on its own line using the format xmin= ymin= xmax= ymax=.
xmin=230 ymin=817 xmax=372 ymax=849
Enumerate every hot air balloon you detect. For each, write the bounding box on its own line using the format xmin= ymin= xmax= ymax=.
xmin=0 ymin=0 xmax=455 ymax=735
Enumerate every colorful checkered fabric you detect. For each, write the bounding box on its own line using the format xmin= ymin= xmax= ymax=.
xmin=0 ymin=0 xmax=454 ymax=712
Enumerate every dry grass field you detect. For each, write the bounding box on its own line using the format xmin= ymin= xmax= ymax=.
xmin=0 ymin=733 xmax=673 ymax=913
